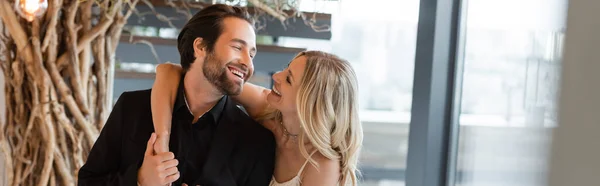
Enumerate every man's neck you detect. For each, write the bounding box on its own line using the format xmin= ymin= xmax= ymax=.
xmin=183 ymin=72 xmax=224 ymax=119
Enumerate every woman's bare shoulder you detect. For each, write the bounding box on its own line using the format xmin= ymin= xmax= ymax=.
xmin=301 ymin=151 xmax=341 ymax=186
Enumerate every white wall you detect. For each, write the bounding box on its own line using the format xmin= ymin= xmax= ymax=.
xmin=548 ymin=0 xmax=600 ymax=185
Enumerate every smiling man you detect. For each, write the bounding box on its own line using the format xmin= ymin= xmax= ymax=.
xmin=78 ymin=4 xmax=275 ymax=186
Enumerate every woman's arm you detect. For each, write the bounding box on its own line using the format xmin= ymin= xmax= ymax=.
xmin=151 ymin=62 xmax=273 ymax=153
xmin=233 ymin=83 xmax=271 ymax=119
xmin=151 ymin=63 xmax=183 ymax=154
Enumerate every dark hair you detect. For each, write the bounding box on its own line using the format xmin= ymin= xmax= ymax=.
xmin=177 ymin=4 xmax=254 ymax=71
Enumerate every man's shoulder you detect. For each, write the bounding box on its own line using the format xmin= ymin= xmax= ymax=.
xmin=117 ymin=89 xmax=152 ymax=102
xmin=113 ymin=89 xmax=152 ymax=108
xmin=112 ymin=89 xmax=152 ymax=122
xmin=111 ymin=89 xmax=153 ymax=143
xmin=226 ymin=102 xmax=275 ymax=143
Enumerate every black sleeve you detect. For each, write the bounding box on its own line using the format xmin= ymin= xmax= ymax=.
xmin=77 ymin=92 xmax=141 ymax=186
xmin=244 ymin=134 xmax=276 ymax=186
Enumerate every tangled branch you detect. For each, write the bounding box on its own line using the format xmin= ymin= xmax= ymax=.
xmin=0 ymin=0 xmax=139 ymax=185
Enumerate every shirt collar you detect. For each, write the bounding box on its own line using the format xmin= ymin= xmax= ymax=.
xmin=173 ymin=75 xmax=226 ymax=124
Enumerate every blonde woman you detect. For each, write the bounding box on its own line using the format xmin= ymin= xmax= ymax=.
xmin=151 ymin=51 xmax=363 ymax=185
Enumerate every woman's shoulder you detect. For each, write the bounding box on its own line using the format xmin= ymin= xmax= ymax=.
xmin=301 ymin=151 xmax=341 ymax=185
xmin=312 ymin=151 xmax=340 ymax=170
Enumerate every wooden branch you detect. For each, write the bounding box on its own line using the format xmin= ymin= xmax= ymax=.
xmin=51 ymin=97 xmax=78 ymax=148
xmin=92 ymin=35 xmax=107 ymax=129
xmin=46 ymin=29 xmax=59 ymax=73
xmin=104 ymin=38 xmax=116 ymax=123
xmin=87 ymin=74 xmax=96 ymax=115
xmin=138 ymin=0 xmax=180 ymax=29
xmin=79 ymin=0 xmax=95 ymax=102
xmin=56 ymin=0 xmax=123 ymax=69
xmin=109 ymin=13 xmax=127 ymax=54
xmin=29 ymin=19 xmax=56 ymax=186
xmin=299 ymin=12 xmax=331 ymax=32
xmin=248 ymin=0 xmax=287 ymax=22
xmin=55 ymin=114 xmax=69 ymax=169
xmin=50 ymin=96 xmax=79 ymax=170
xmin=45 ymin=21 xmax=81 ymax=180
xmin=19 ymin=79 xmax=40 ymax=185
xmin=124 ymin=0 xmax=142 ymax=19
xmin=41 ymin=0 xmax=63 ymax=52
xmin=1 ymin=5 xmax=43 ymax=92
xmin=101 ymin=0 xmax=130 ymax=117
xmin=53 ymin=148 xmax=73 ymax=186
xmin=40 ymin=104 xmax=56 ymax=186
xmin=56 ymin=18 xmax=112 ymax=69
xmin=164 ymin=0 xmax=193 ymax=20
xmin=88 ymin=74 xmax=97 ymax=129
xmin=80 ymin=0 xmax=94 ymax=31
xmin=22 ymin=111 xmax=38 ymax=154
xmin=178 ymin=0 xmax=193 ymax=20
xmin=26 ymin=137 xmax=40 ymax=185
xmin=0 ymin=0 xmax=33 ymax=63
xmin=49 ymin=173 xmax=56 ymax=186
xmin=64 ymin=0 xmax=91 ymax=116
xmin=68 ymin=57 xmax=92 ymax=116
xmin=114 ymin=0 xmax=142 ymax=52
xmin=1 ymin=138 xmax=14 ymax=186
xmin=9 ymin=62 xmax=26 ymax=125
xmin=46 ymin=30 xmax=79 ymax=148
xmin=45 ymin=54 xmax=98 ymax=147
xmin=132 ymin=39 xmax=162 ymax=63
xmin=74 ymin=132 xmax=85 ymax=169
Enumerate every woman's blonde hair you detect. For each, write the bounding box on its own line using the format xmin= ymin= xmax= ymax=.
xmin=260 ymin=51 xmax=363 ymax=185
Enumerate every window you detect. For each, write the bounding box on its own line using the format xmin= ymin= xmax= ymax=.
xmin=453 ymin=0 xmax=567 ymax=185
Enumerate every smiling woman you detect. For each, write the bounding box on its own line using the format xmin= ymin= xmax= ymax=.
xmin=275 ymin=0 xmax=421 ymax=184
xmin=265 ymin=56 xmax=307 ymax=115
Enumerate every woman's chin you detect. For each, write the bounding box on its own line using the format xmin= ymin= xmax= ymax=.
xmin=266 ymin=92 xmax=281 ymax=106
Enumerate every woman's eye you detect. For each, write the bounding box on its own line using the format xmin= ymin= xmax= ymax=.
xmin=286 ymin=76 xmax=291 ymax=84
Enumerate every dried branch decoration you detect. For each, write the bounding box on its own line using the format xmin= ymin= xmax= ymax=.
xmin=0 ymin=0 xmax=139 ymax=184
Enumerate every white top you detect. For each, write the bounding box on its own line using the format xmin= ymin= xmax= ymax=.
xmin=269 ymin=151 xmax=318 ymax=186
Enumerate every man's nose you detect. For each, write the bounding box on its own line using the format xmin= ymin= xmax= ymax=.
xmin=240 ymin=52 xmax=253 ymax=67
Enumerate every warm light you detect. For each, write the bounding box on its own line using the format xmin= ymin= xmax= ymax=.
xmin=15 ymin=0 xmax=48 ymax=22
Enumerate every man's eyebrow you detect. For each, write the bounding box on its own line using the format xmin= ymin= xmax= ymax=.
xmin=231 ymin=38 xmax=257 ymax=53
xmin=231 ymin=38 xmax=247 ymax=46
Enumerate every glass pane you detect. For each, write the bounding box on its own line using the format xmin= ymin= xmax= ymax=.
xmin=455 ymin=0 xmax=567 ymax=186
xmin=281 ymin=0 xmax=419 ymax=185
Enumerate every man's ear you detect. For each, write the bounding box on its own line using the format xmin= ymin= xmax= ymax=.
xmin=193 ymin=37 xmax=206 ymax=59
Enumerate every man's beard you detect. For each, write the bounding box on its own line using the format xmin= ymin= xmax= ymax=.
xmin=202 ymin=52 xmax=243 ymax=95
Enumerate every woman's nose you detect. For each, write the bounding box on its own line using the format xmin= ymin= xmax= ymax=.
xmin=271 ymin=71 xmax=282 ymax=82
